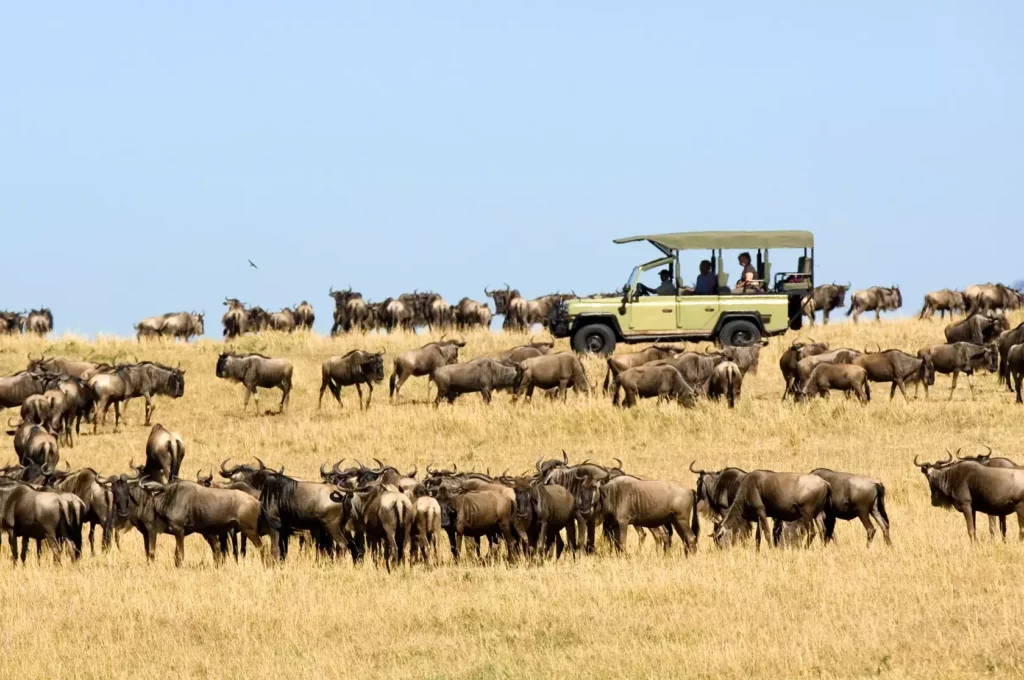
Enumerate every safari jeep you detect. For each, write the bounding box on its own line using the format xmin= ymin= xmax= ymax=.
xmin=550 ymin=230 xmax=814 ymax=354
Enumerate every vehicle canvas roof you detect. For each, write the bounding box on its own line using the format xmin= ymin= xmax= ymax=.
xmin=614 ymin=230 xmax=814 ymax=251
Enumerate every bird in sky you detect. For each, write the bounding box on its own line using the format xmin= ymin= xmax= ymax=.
xmin=248 ymin=260 xmax=258 ymax=269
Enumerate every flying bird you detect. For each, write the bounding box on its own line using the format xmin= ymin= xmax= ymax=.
xmin=248 ymin=260 xmax=258 ymax=269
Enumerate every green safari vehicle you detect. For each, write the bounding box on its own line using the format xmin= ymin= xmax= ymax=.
xmin=549 ymin=230 xmax=814 ymax=354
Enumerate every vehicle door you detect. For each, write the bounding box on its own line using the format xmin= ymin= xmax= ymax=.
xmin=626 ymin=257 xmax=678 ymax=333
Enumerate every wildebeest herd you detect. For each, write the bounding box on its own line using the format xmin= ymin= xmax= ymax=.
xmin=0 ymin=309 xmax=53 ymax=336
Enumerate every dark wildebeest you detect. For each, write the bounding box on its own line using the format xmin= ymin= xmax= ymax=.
xmin=0 ymin=481 xmax=83 ymax=563
xmin=846 ymin=285 xmax=902 ymax=323
xmin=0 ymin=311 xmax=25 ymax=334
xmin=916 ymin=342 xmax=998 ymax=400
xmin=611 ymin=364 xmax=697 ymax=408
xmin=1008 ymin=344 xmax=1024 ymax=404
xmin=0 ymin=371 xmax=47 ymax=409
xmin=720 ymin=342 xmax=764 ymax=376
xmin=945 ymin=313 xmax=1007 ymax=346
xmin=333 ymin=483 xmax=413 ymax=571
xmin=453 ymin=298 xmax=493 ymax=330
xmin=601 ymin=344 xmax=683 ymax=393
xmin=215 ymin=353 xmax=293 ymax=414
xmin=796 ymin=363 xmax=870 ymax=403
xmin=779 ymin=341 xmax=831 ymax=400
xmin=9 ymin=422 xmax=59 ymax=469
xmin=852 ymin=349 xmax=935 ymax=401
xmin=319 ymin=350 xmax=386 ymax=410
xmin=543 ymin=460 xmax=622 ymax=554
xmin=648 ymin=351 xmax=727 ymax=396
xmin=47 ymin=467 xmax=118 ymax=555
xmin=89 ymin=362 xmax=185 ymax=430
xmin=40 ymin=374 xmax=95 ymax=441
xmin=512 ymin=480 xmax=577 ymax=560
xmin=916 ymin=453 xmax=1024 ymax=541
xmin=376 ymin=295 xmax=416 ymax=332
xmin=246 ymin=306 xmax=270 ymax=332
xmin=998 ymin=323 xmax=1024 ymax=391
xmin=328 ymin=287 xmax=355 ymax=334
xmin=431 ymin=358 xmax=523 ymax=407
xmin=484 ymin=285 xmax=520 ymax=328
xmin=508 ymin=293 xmax=574 ymax=331
xmin=433 ymin=485 xmax=516 ymax=562
xmin=22 ymin=387 xmax=71 ymax=446
xmin=259 ymin=472 xmax=353 ymax=562
xmin=598 ymin=476 xmax=699 ymax=555
xmin=293 ymin=301 xmax=315 ymax=330
xmin=222 ymin=298 xmax=248 ymax=338
xmin=809 ymin=469 xmax=889 ymax=546
xmin=919 ymin=289 xmax=966 ymax=320
xmin=144 ymin=424 xmax=185 ymax=484
xmin=714 ymin=471 xmax=832 ymax=549
xmin=25 ymin=309 xmax=53 ymax=335
xmin=801 ymin=283 xmax=850 ymax=325
xmin=389 ymin=337 xmax=465 ymax=402
xmin=421 ymin=293 xmax=453 ymax=331
xmin=791 ymin=348 xmax=862 ymax=396
xmin=953 ymin=447 xmax=1024 ymax=538
xmin=964 ymin=283 xmax=1024 ymax=315
xmin=514 ymin=353 xmax=590 ymax=403
xmin=690 ymin=463 xmax=747 ymax=522
xmin=705 ymin=361 xmax=742 ymax=407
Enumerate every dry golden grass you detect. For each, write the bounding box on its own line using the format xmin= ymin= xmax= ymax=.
xmin=1 ymin=316 xmax=1022 ymax=679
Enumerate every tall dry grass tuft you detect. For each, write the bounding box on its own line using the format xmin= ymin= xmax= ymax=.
xmin=0 ymin=315 xmax=1022 ymax=678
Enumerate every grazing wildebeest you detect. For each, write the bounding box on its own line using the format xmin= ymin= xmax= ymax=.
xmin=1008 ymin=344 xmax=1024 ymax=404
xmin=801 ymin=283 xmax=850 ymax=325
xmin=514 ymin=353 xmax=590 ymax=403
xmin=492 ymin=338 xmax=555 ymax=363
xmin=916 ymin=342 xmax=998 ymax=399
xmin=598 ymin=476 xmax=699 ymax=555
xmin=945 ymin=313 xmax=1006 ymax=346
xmin=431 ymin=358 xmax=523 ymax=406
xmin=796 ymin=364 xmax=870 ymax=403
xmin=25 ymin=308 xmax=53 ymax=335
xmin=0 ymin=371 xmax=47 ymax=409
xmin=809 ymin=469 xmax=889 ymax=546
xmin=916 ymin=453 xmax=1024 ymax=541
xmin=389 ymin=337 xmax=465 ymax=402
xmin=453 ymin=298 xmax=493 ymax=330
xmin=89 ymin=362 xmax=185 ymax=430
xmin=919 ymin=289 xmax=965 ymax=320
xmin=964 ymin=283 xmax=1024 ymax=314
xmin=215 ymin=353 xmax=293 ymax=414
xmin=705 ymin=361 xmax=742 ymax=407
xmin=602 ymin=344 xmax=683 ymax=393
xmin=0 ymin=481 xmax=83 ymax=563
xmin=846 ymin=285 xmax=902 ymax=323
xmin=512 ymin=481 xmax=577 ymax=559
xmin=293 ymin=301 xmax=315 ymax=330
xmin=690 ymin=463 xmax=748 ymax=521
xmin=852 ymin=349 xmax=935 ymax=401
xmin=319 ymin=350 xmax=386 ymax=410
xmin=433 ymin=485 xmax=516 ymax=562
xmin=791 ymin=348 xmax=862 ymax=396
xmin=259 ymin=472 xmax=352 ymax=562
xmin=144 ymin=424 xmax=184 ymax=484
xmin=779 ymin=341 xmax=830 ymax=400
xmin=222 ymin=298 xmax=248 ymax=338
xmin=9 ymin=422 xmax=59 ymax=469
xmin=998 ymin=323 xmax=1024 ymax=391
xmin=611 ymin=364 xmax=697 ymax=408
xmin=714 ymin=471 xmax=833 ymax=549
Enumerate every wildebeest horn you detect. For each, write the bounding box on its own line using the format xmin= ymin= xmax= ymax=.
xmin=535 ymin=457 xmax=542 ymax=471
xmin=562 ymin=450 xmax=568 ymax=464
xmin=612 ymin=457 xmax=623 ymax=470
xmin=913 ymin=454 xmax=924 ymax=467
xmin=320 ymin=462 xmax=330 ymax=478
xmin=255 ymin=457 xmax=267 ymax=470
xmin=689 ymin=460 xmax=705 ymax=474
xmin=407 ymin=465 xmax=417 ymax=479
xmin=426 ymin=463 xmax=435 ymax=473
xmin=220 ymin=458 xmax=238 ymax=477
xmin=452 ymin=462 xmax=458 ymax=472
xmin=356 ymin=459 xmax=367 ymax=470
xmin=126 ymin=463 xmax=141 ymax=480
xmin=484 ymin=286 xmax=493 ymax=295
xmin=373 ymin=457 xmax=384 ymax=470
xmin=332 ymin=459 xmax=345 ymax=475
xmin=979 ymin=445 xmax=993 ymax=459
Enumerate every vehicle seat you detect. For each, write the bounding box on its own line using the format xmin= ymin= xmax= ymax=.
xmin=798 ymin=256 xmax=812 ymax=274
xmin=716 ymin=254 xmax=729 ymax=291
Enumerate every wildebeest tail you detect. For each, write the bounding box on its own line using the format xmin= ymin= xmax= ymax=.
xmin=690 ymin=496 xmax=700 ymax=539
xmin=388 ymin=365 xmax=400 ymax=398
xmin=875 ymin=483 xmax=889 ymax=525
xmin=610 ymin=375 xmax=622 ymax=406
xmin=573 ymin=359 xmax=590 ymax=394
xmin=602 ymin=359 xmax=614 ymax=393
xmin=726 ymin=372 xmax=735 ymax=408
xmin=822 ymin=486 xmax=836 ymax=542
xmin=864 ymin=381 xmax=871 ymax=402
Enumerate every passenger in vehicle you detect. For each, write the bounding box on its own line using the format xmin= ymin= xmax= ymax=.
xmin=694 ymin=260 xmax=717 ymax=295
xmin=734 ymin=252 xmax=758 ymax=292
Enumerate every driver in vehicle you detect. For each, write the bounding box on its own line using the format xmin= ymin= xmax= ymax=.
xmin=639 ymin=269 xmax=676 ymax=296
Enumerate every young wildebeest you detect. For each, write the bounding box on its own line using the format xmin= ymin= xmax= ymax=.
xmin=916 ymin=342 xmax=998 ymax=400
xmin=318 ymin=350 xmax=386 ymax=410
xmin=809 ymin=469 xmax=889 ymax=546
xmin=335 ymin=483 xmax=413 ymax=571
xmin=779 ymin=340 xmax=830 ymax=400
xmin=846 ymin=285 xmax=902 ymax=323
xmin=714 ymin=471 xmax=833 ymax=549
xmin=430 ymin=357 xmax=522 ymax=407
xmin=602 ymin=344 xmax=682 ymax=393
xmin=998 ymin=323 xmax=1024 ymax=391
xmin=851 ymin=349 xmax=935 ymax=401
xmin=797 ymin=364 xmax=870 ymax=403
xmin=612 ymin=364 xmax=697 ymax=408
xmin=215 ymin=353 xmax=293 ymax=414
xmin=1008 ymin=344 xmax=1024 ymax=404
xmin=514 ymin=352 xmax=590 ymax=403
xmin=919 ymin=289 xmax=965 ymax=320
xmin=389 ymin=337 xmax=465 ymax=402
xmin=945 ymin=313 xmax=1007 ymax=346
xmin=705 ymin=361 xmax=742 ymax=407
xmin=917 ymin=454 xmax=1024 ymax=541
xmin=599 ymin=476 xmax=699 ymax=555
xmin=512 ymin=480 xmax=577 ymax=560
xmin=408 ymin=490 xmax=443 ymax=564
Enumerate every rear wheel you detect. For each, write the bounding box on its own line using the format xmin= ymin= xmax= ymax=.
xmin=572 ymin=324 xmax=616 ymax=355
xmin=719 ymin=320 xmax=761 ymax=347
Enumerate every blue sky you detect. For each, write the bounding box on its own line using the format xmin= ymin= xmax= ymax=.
xmin=2 ymin=2 xmax=1021 ymax=335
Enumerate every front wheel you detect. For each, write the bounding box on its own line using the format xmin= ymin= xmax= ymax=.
xmin=719 ymin=320 xmax=761 ymax=347
xmin=572 ymin=324 xmax=617 ymax=355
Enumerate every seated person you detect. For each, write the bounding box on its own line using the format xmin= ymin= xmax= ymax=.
xmin=693 ymin=260 xmax=717 ymax=295
xmin=734 ymin=252 xmax=758 ymax=292
xmin=637 ymin=269 xmax=677 ymax=296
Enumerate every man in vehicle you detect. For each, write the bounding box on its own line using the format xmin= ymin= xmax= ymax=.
xmin=694 ymin=260 xmax=717 ymax=295
xmin=638 ymin=269 xmax=677 ymax=296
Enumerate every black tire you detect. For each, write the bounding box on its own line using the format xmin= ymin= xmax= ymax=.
xmin=572 ymin=324 xmax=617 ymax=355
xmin=719 ymin=319 xmax=761 ymax=347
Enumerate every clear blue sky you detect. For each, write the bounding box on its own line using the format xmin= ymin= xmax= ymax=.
xmin=2 ymin=2 xmax=1021 ymax=336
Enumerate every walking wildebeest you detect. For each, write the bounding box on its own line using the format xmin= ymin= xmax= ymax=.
xmin=802 ymin=283 xmax=850 ymax=325
xmin=611 ymin=364 xmax=697 ymax=408
xmin=810 ymin=469 xmax=890 ymax=546
xmin=919 ymin=289 xmax=965 ymax=320
xmin=25 ymin=309 xmax=53 ymax=335
xmin=26 ymin=356 xmax=108 ymax=380
xmin=431 ymin=358 xmax=523 ymax=407
xmin=514 ymin=353 xmax=590 ymax=403
xmin=89 ymin=362 xmax=185 ymax=431
xmin=846 ymin=285 xmax=902 ymax=323
xmin=964 ymin=283 xmax=1023 ymax=314
xmin=705 ymin=361 xmax=742 ymax=407
xmin=852 ymin=349 xmax=934 ymax=401
xmin=389 ymin=337 xmax=465 ymax=402
xmin=779 ymin=340 xmax=830 ymax=400
xmin=714 ymin=471 xmax=833 ymax=549
xmin=916 ymin=453 xmax=1024 ymax=541
xmin=916 ymin=342 xmax=998 ymax=400
xmin=796 ymin=364 xmax=870 ymax=403
xmin=215 ymin=353 xmax=293 ymax=414
xmin=319 ymin=350 xmax=386 ymax=410
xmin=602 ymin=344 xmax=683 ymax=393
xmin=136 ymin=312 xmax=205 ymax=341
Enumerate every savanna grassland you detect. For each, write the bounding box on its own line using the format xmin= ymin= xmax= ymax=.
xmin=1 ymin=315 xmax=1023 ymax=680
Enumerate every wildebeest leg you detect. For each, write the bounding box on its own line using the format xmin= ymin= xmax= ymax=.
xmin=112 ymin=401 xmax=123 ymax=432
xmin=966 ymin=371 xmax=976 ymax=399
xmin=553 ymin=532 xmax=565 ymax=560
xmin=8 ymin=531 xmax=18 ymax=564
xmin=669 ymin=516 xmax=695 ymax=555
xmin=354 ymin=383 xmax=363 ymax=410
xmin=559 ymin=380 xmax=568 ymax=402
xmin=948 ymin=373 xmax=958 ymax=400
xmin=565 ymin=520 xmax=578 ymax=559
xmin=230 ymin=531 xmax=239 ymax=561
xmin=46 ymin=533 xmax=62 ymax=564
xmin=987 ymin=515 xmax=1000 ymax=540
xmin=756 ymin=512 xmax=772 ymax=550
xmin=537 ymin=519 xmax=549 ymax=559
xmin=960 ymin=506 xmax=977 ymax=541
xmin=173 ymin=532 xmax=186 ymax=567
xmin=1015 ymin=373 xmax=1023 ymax=403
xmin=143 ymin=394 xmax=154 ymax=426
xmin=480 ymin=388 xmax=492 ymax=404
xmin=246 ymin=387 xmax=258 ymax=414
xmin=88 ymin=523 xmax=96 ymax=556
xmin=279 ymin=385 xmax=290 ymax=413
xmin=206 ymin=535 xmax=223 ymax=565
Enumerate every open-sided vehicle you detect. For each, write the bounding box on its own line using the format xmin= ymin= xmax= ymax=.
xmin=550 ymin=230 xmax=814 ymax=354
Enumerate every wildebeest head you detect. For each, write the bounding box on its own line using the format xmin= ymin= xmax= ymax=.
xmin=191 ymin=312 xmax=205 ymax=336
xmin=484 ymin=285 xmax=518 ymax=315
xmin=363 ymin=352 xmax=386 ymax=382
xmin=224 ymin=298 xmax=245 ymax=310
xmin=535 ymin=450 xmax=569 ymax=476
xmin=215 ymin=353 xmax=235 ymax=378
xmin=572 ymin=472 xmax=602 ymax=519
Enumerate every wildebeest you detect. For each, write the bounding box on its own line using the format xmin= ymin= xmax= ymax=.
xmin=514 ymin=353 xmax=590 ymax=403
xmin=705 ymin=361 xmax=742 ymax=407
xmin=144 ymin=424 xmax=184 ymax=484
xmin=796 ymin=363 xmax=870 ymax=403
xmin=0 ymin=371 xmax=47 ymax=409
xmin=9 ymin=422 xmax=59 ymax=469
xmin=791 ymin=348 xmax=862 ymax=396
xmin=810 ymin=469 xmax=890 ymax=546
xmin=964 ymin=283 xmax=1023 ymax=314
xmin=25 ymin=308 xmax=53 ymax=335
xmin=389 ymin=337 xmax=465 ymax=402
xmin=293 ymin=301 xmax=315 ymax=330
xmin=329 ymin=288 xmax=370 ymax=334
xmin=1008 ymin=344 xmax=1024 ymax=404
xmin=453 ymin=298 xmax=493 ymax=330
xmin=0 ymin=481 xmax=82 ymax=563
xmin=846 ymin=286 xmax=902 ymax=323
xmin=215 ymin=353 xmax=293 ymax=414
xmin=598 ymin=476 xmax=699 ymax=555
xmin=26 ymin=356 xmax=108 ymax=381
xmin=88 ymin=362 xmax=185 ymax=431
xmin=648 ymin=351 xmax=728 ymax=396
xmin=486 ymin=286 xmax=571 ymax=331
xmin=779 ymin=340 xmax=830 ymax=400
xmin=801 ymin=283 xmax=850 ymax=325
xmin=916 ymin=453 xmax=1024 ymax=541
xmin=221 ymin=298 xmax=248 ymax=338
xmin=376 ymin=295 xmax=417 ymax=332
xmin=47 ymin=467 xmax=119 ymax=554
xmin=267 ymin=308 xmax=298 ymax=333
xmin=611 ymin=364 xmax=697 ymax=408
xmin=136 ymin=312 xmax=205 ymax=341
xmin=319 ymin=350 xmax=386 ymax=410
xmin=39 ymin=374 xmax=95 ymax=442
xmin=945 ymin=312 xmax=1007 ymax=345
xmin=951 ymin=447 xmax=1022 ymax=538
xmin=0 ymin=311 xmax=25 ymax=334
xmin=433 ymin=485 xmax=516 ymax=562
xmin=690 ymin=462 xmax=747 ymax=521
xmin=998 ymin=323 xmax=1024 ymax=392
xmin=919 ymin=289 xmax=965 ymax=320
xmin=512 ymin=481 xmax=577 ymax=559
xmin=719 ymin=342 xmax=764 ymax=376
xmin=852 ymin=349 xmax=934 ymax=401
xmin=714 ymin=471 xmax=832 ymax=549
xmin=602 ymin=344 xmax=682 ymax=393
xmin=409 ymin=491 xmax=443 ymax=563
xmin=334 ymin=483 xmax=413 ymax=570
xmin=492 ymin=338 xmax=556 ymax=364
xmin=431 ymin=358 xmax=522 ymax=407
xmin=916 ymin=342 xmax=998 ymax=399
xmin=259 ymin=472 xmax=352 ymax=562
